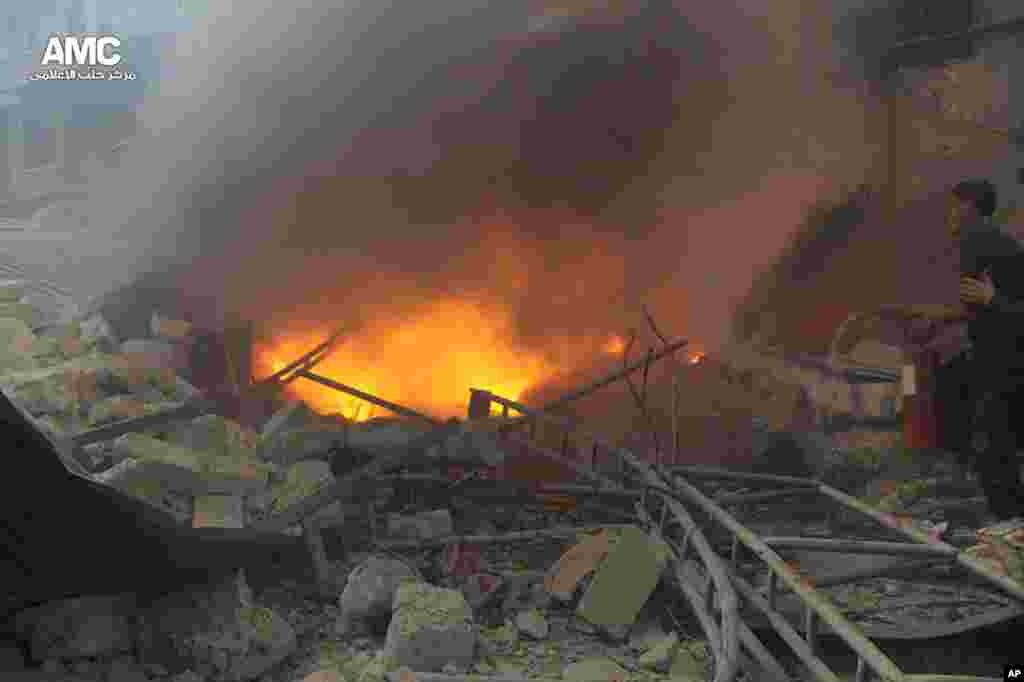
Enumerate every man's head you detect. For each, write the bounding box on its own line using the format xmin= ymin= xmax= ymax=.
xmin=947 ymin=179 xmax=997 ymax=239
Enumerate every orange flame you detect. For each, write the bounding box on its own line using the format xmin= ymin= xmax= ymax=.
xmin=602 ymin=335 xmax=626 ymax=356
xmin=253 ymin=298 xmax=560 ymax=421
xmin=687 ymin=350 xmax=706 ymax=365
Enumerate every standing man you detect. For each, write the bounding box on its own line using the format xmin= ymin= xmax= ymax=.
xmin=891 ymin=179 xmax=1024 ymax=521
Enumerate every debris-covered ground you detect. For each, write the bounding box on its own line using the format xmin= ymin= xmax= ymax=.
xmin=1 ymin=282 xmax=1022 ymax=682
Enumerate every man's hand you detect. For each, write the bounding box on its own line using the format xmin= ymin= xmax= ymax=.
xmin=960 ymin=270 xmax=996 ymax=306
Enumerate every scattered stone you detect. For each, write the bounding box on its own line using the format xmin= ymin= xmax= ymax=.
xmin=576 ymin=526 xmax=663 ymax=628
xmin=562 ymin=656 xmax=627 ymax=682
xmin=513 ymin=609 xmax=549 ymax=640
xmin=339 ymin=556 xmax=418 ymax=631
xmin=383 ymin=582 xmax=476 ymax=673
xmin=192 ymin=493 xmax=246 ymax=529
xmin=628 ymin=620 xmax=667 ymax=652
xmin=544 ymin=528 xmax=612 ymax=602
xmin=386 ymin=509 xmax=453 ymax=542
xmin=271 ymin=460 xmax=333 ymax=514
xmin=15 ymin=594 xmax=138 ymax=661
xmin=637 ymin=631 xmax=678 ymax=673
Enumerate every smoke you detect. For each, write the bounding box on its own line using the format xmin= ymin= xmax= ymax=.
xmin=78 ymin=0 xmax=886 ymax=363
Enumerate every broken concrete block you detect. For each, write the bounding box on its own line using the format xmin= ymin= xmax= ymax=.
xmin=562 ymin=657 xmax=628 ymax=682
xmin=227 ymin=605 xmax=297 ymax=681
xmin=193 ymin=494 xmax=245 ymax=529
xmin=576 ymin=526 xmax=662 ymax=628
xmin=150 ymin=312 xmax=193 ymax=341
xmin=270 ymin=460 xmax=333 ymax=514
xmin=638 ymin=631 xmax=679 ymax=673
xmin=111 ymin=433 xmax=271 ymax=495
xmin=386 ymin=509 xmax=453 ymax=541
xmin=168 ymin=414 xmax=261 ymax=459
xmin=15 ymin=594 xmax=137 ymax=661
xmin=0 ymin=357 xmax=105 ymax=415
xmin=339 ymin=556 xmax=418 ymax=629
xmin=513 ymin=609 xmax=549 ymax=640
xmin=138 ymin=572 xmax=294 ymax=681
xmin=544 ymin=528 xmax=613 ymax=601
xmin=93 ymin=461 xmax=194 ymax=522
xmin=383 ymin=582 xmax=476 ymax=673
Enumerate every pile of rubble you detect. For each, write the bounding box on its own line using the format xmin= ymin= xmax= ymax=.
xmin=0 ymin=283 xmax=717 ymax=681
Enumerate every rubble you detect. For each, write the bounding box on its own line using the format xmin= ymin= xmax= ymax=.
xmin=339 ymin=556 xmax=419 ymax=633
xmin=386 ymin=510 xmax=453 ymax=542
xmin=513 ymin=608 xmax=549 ymax=640
xmin=382 ymin=582 xmax=476 ymax=673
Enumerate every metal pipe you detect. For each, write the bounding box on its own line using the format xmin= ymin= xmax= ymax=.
xmin=296 ymin=370 xmax=440 ymax=426
xmin=730 ymin=569 xmax=844 ymax=682
xmin=816 ymin=483 xmax=1024 ymax=603
xmin=763 ymin=536 xmax=955 ymax=557
xmin=716 ymin=486 xmax=821 ymax=505
xmin=668 ymin=473 xmax=906 ymax=682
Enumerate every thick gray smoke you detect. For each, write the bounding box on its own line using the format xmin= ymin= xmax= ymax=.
xmin=75 ymin=0 xmax=885 ymax=362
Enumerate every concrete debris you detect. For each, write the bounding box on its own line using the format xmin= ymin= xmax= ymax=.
xmin=383 ymin=582 xmax=476 ymax=673
xmin=561 ymin=656 xmax=628 ymax=682
xmin=263 ymin=426 xmax=348 ymax=466
xmin=386 ymin=509 xmax=453 ymax=542
xmin=0 ymin=317 xmax=39 ymax=372
xmin=513 ymin=608 xmax=549 ymax=640
xmin=137 ymin=571 xmax=295 ymax=680
xmin=543 ymin=528 xmax=613 ymax=602
xmin=576 ymin=526 xmax=665 ymax=628
xmin=193 ymin=493 xmax=246 ymax=529
xmin=636 ymin=631 xmax=678 ymax=672
xmin=339 ymin=556 xmax=419 ymax=631
xmin=110 ymin=433 xmax=272 ymax=495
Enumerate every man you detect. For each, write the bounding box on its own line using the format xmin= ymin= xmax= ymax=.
xmin=894 ymin=180 xmax=1024 ymax=521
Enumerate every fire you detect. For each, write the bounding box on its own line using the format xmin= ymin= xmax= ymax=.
xmin=253 ymin=298 xmax=561 ymax=421
xmin=602 ymin=335 xmax=626 ymax=356
xmin=687 ymin=350 xmax=706 ymax=365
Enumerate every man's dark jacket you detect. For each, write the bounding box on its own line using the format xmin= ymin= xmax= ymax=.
xmin=959 ymin=219 xmax=1024 ymax=386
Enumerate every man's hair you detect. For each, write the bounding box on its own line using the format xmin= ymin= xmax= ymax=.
xmin=951 ymin=179 xmax=998 ymax=218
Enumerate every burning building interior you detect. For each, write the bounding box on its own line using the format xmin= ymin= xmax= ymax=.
xmin=2 ymin=0 xmax=1024 ymax=680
